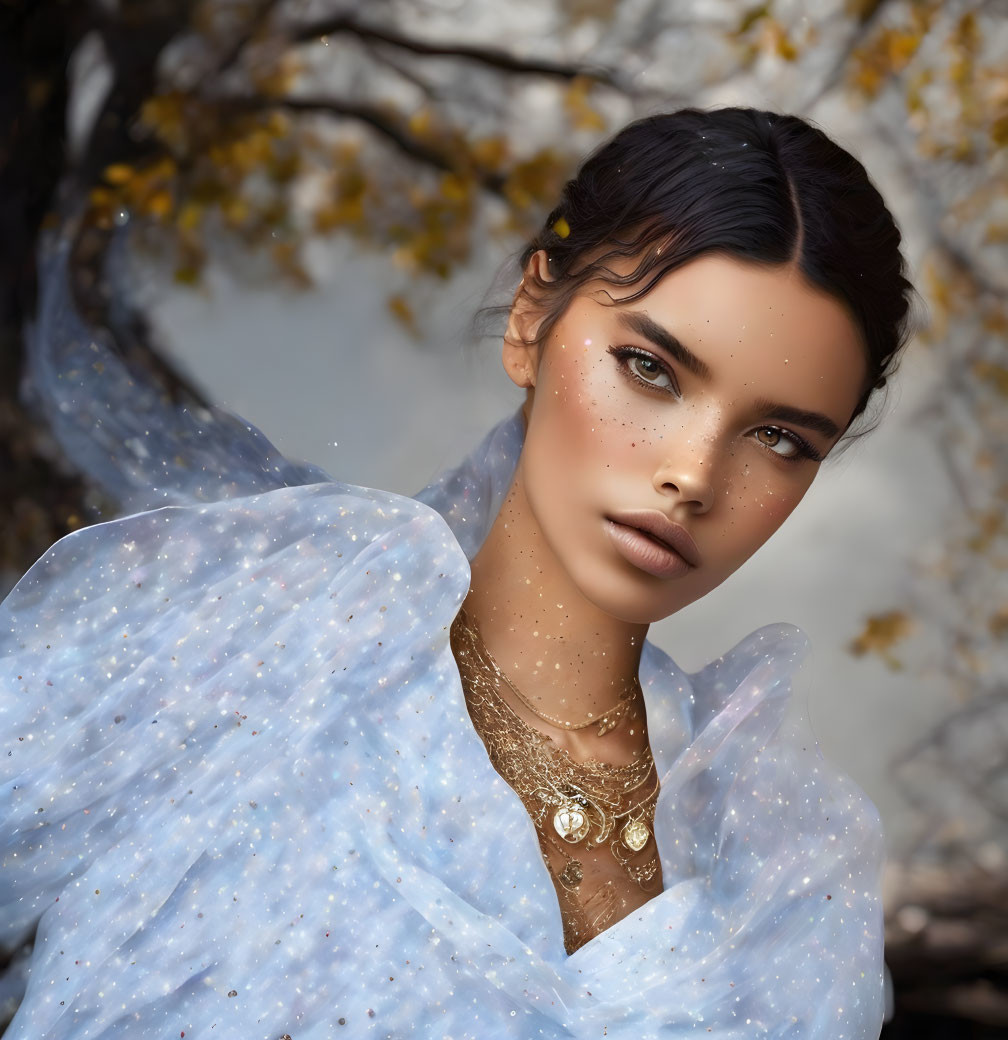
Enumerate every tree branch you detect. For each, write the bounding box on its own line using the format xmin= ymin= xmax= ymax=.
xmin=219 ymin=93 xmax=508 ymax=195
xmin=79 ymin=2 xmax=200 ymax=192
xmin=797 ymin=0 xmax=899 ymax=111
xmin=871 ymin=109 xmax=1007 ymax=301
xmin=368 ymin=48 xmax=444 ymax=103
xmin=214 ymin=0 xmax=284 ymax=79
xmin=288 ymin=14 xmax=619 ymax=88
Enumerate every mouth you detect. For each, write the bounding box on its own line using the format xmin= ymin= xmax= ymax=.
xmin=604 ymin=510 xmax=701 ymax=579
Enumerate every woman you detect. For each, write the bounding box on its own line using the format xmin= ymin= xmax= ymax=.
xmin=1 ymin=108 xmax=912 ymax=1038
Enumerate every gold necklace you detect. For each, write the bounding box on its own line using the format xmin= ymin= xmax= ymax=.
xmin=462 ymin=616 xmax=640 ymax=738
xmin=451 ymin=608 xmax=661 ymax=954
xmin=495 ymin=660 xmax=637 ymax=737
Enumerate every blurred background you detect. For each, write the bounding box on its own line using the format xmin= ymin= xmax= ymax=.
xmin=1 ymin=0 xmax=1005 ymax=1034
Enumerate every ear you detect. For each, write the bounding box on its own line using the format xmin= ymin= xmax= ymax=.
xmin=502 ymin=250 xmax=551 ymax=390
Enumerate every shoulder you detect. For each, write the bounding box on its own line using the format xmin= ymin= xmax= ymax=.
xmin=643 ymin=622 xmax=883 ymax=869
xmin=7 ymin=480 xmax=465 ymax=614
xmin=640 ymin=628 xmax=885 ymax=1036
xmin=2 ymin=481 xmax=470 ymax=745
xmin=640 ymin=622 xmax=809 ymax=746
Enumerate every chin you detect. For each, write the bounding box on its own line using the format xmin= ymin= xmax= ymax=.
xmin=579 ymin=575 xmax=705 ymax=628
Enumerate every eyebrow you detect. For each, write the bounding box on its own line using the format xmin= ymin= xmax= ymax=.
xmin=617 ymin=310 xmax=843 ymax=440
xmin=751 ymin=398 xmax=842 ymax=440
xmin=617 ymin=311 xmax=712 ymax=381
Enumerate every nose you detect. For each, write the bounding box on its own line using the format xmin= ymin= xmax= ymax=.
xmin=652 ymin=452 xmax=715 ymax=514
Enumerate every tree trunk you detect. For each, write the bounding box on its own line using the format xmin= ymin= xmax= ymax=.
xmin=0 ymin=0 xmax=202 ymax=591
xmin=0 ymin=0 xmax=91 ymax=591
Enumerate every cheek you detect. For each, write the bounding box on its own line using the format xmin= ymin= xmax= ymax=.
xmin=531 ymin=351 xmax=625 ymax=465
xmin=720 ymin=463 xmax=811 ymax=555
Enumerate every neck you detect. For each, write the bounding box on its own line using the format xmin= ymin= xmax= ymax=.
xmin=463 ymin=470 xmax=647 ymax=724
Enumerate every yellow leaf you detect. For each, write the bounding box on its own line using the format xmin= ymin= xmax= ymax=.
xmin=387 ymin=294 xmax=419 ymax=336
xmin=139 ymin=93 xmax=188 ymax=152
xmin=737 ymin=3 xmax=769 ymax=34
xmin=408 ymin=108 xmax=434 ymax=137
xmin=177 ymin=201 xmax=203 ymax=232
xmin=174 ymin=265 xmax=201 ymax=285
xmin=268 ymin=151 xmax=300 ymax=184
xmin=954 ymin=12 xmax=979 ymax=53
xmin=150 ymin=156 xmax=178 ymax=180
xmin=992 ymin=113 xmax=1008 ymax=147
xmin=271 ymin=242 xmax=311 ymax=287
xmin=223 ymin=197 xmax=250 ymax=226
xmin=314 ymin=198 xmax=365 ymax=232
xmin=767 ymin=21 xmax=798 ymax=61
xmin=103 ymin=163 xmax=134 ymax=185
xmin=973 ymin=361 xmax=1008 ymax=397
xmin=563 ymin=76 xmax=606 ymax=132
xmin=439 ymin=173 xmax=471 ymax=204
xmin=471 ymin=136 xmax=508 ymax=172
xmin=850 ymin=26 xmax=924 ymax=97
xmin=266 ymin=111 xmax=291 ymax=137
xmin=888 ymin=30 xmax=922 ymax=67
xmin=982 ymin=308 xmax=1008 ymax=333
xmin=247 ymin=128 xmax=273 ymax=163
xmin=145 ymin=189 xmax=174 ymax=220
xmin=252 ymin=55 xmax=302 ymax=98
xmin=505 ymin=150 xmax=570 ymax=212
xmin=966 ymin=508 xmax=1005 ymax=552
xmin=849 ymin=611 xmax=912 ymax=668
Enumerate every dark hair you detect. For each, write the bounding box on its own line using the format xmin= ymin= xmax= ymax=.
xmin=515 ymin=107 xmax=914 ymax=425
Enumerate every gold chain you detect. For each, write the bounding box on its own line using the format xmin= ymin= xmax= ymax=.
xmin=490 ymin=640 xmax=640 ymax=737
xmin=451 ymin=608 xmax=661 ymax=953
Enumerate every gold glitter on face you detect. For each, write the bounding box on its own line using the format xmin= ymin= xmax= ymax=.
xmin=501 ymin=253 xmax=867 ymax=626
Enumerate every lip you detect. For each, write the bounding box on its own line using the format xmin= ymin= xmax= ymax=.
xmin=604 ymin=510 xmax=701 ymax=579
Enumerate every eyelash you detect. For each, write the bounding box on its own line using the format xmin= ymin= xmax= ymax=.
xmin=755 ymin=426 xmax=823 ymax=464
xmin=607 ymin=345 xmax=824 ymax=464
xmin=608 ymin=346 xmax=681 ymax=397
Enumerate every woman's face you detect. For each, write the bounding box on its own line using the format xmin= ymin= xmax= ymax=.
xmin=506 ymin=253 xmax=868 ymax=626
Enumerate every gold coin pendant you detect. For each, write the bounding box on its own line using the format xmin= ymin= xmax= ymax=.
xmin=553 ymin=805 xmax=589 ymax=844
xmin=621 ymin=818 xmax=650 ymax=852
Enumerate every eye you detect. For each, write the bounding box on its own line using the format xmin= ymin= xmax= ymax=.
xmin=754 ymin=426 xmax=822 ymax=462
xmin=609 ymin=347 xmax=680 ymax=395
xmin=629 ymin=355 xmax=670 ymax=386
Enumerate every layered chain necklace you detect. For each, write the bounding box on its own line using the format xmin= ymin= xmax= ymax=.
xmin=451 ymin=607 xmax=661 ymax=954
xmin=489 ymin=637 xmax=638 ymax=738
